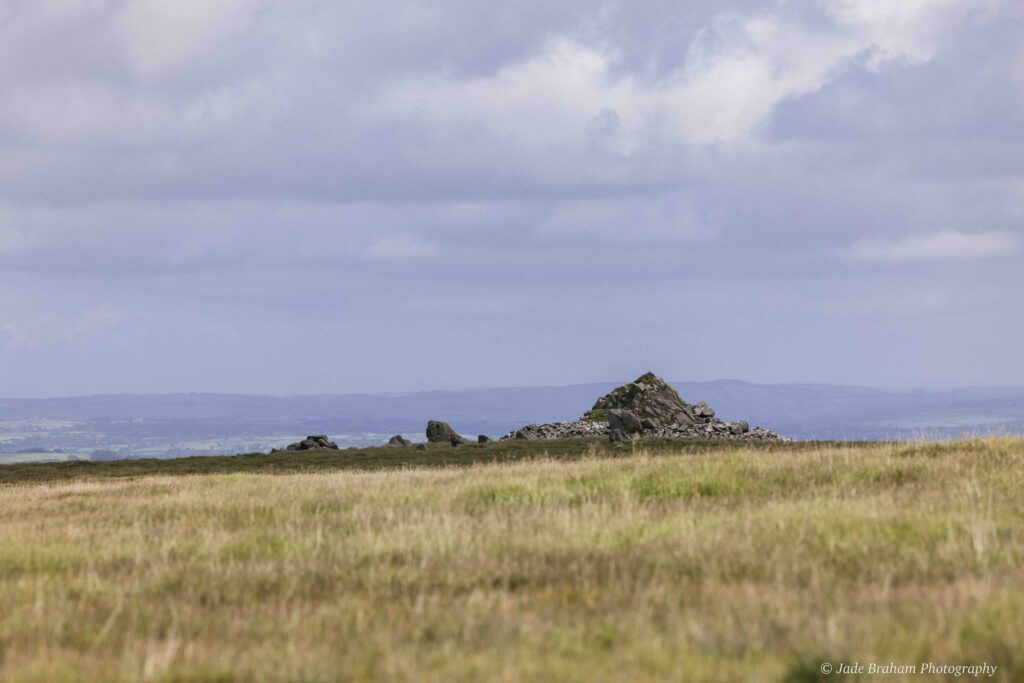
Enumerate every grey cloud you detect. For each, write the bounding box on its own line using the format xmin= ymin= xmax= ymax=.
xmin=1 ymin=1 xmax=1022 ymax=395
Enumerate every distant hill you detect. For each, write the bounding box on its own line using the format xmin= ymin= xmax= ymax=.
xmin=2 ymin=380 xmax=1024 ymax=460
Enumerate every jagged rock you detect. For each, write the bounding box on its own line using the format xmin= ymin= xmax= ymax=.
xmin=478 ymin=435 xmax=492 ymax=443
xmin=285 ymin=434 xmax=339 ymax=451
xmin=426 ymin=420 xmax=462 ymax=443
xmin=608 ymin=409 xmax=643 ymax=434
xmin=582 ymin=372 xmax=696 ymax=427
xmin=387 ymin=435 xmax=411 ymax=447
xmin=450 ymin=434 xmax=468 ymax=446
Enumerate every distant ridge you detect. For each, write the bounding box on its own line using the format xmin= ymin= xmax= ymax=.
xmin=3 ymin=379 xmax=1024 ymax=451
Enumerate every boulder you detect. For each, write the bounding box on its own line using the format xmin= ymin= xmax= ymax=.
xmin=607 ymin=409 xmax=643 ymax=434
xmin=478 ymin=435 xmax=492 ymax=443
xmin=387 ymin=435 xmax=411 ymax=447
xmin=450 ymin=434 xmax=469 ymax=446
xmin=694 ymin=402 xmax=716 ymax=419
xmin=730 ymin=421 xmax=749 ymax=435
xmin=426 ymin=420 xmax=462 ymax=443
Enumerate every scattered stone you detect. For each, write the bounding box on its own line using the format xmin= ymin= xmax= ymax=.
xmin=478 ymin=435 xmax=492 ymax=443
xmin=502 ymin=420 xmax=607 ymax=440
xmin=387 ymin=435 xmax=411 ymax=447
xmin=284 ymin=434 xmax=339 ymax=451
xmin=426 ymin=420 xmax=463 ymax=443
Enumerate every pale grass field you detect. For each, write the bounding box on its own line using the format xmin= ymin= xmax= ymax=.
xmin=2 ymin=439 xmax=1023 ymax=682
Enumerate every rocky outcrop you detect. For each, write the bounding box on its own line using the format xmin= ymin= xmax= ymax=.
xmin=501 ymin=372 xmax=784 ymax=443
xmin=285 ymin=435 xmax=338 ymax=451
xmin=426 ymin=420 xmax=462 ymax=443
xmin=387 ymin=435 xmax=411 ymax=446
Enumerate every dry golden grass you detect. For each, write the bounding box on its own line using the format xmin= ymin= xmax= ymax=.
xmin=1 ymin=438 xmax=1023 ymax=682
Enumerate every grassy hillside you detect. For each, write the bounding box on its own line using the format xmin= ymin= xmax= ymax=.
xmin=1 ymin=438 xmax=1022 ymax=681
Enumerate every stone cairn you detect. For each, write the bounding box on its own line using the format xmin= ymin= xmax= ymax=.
xmin=500 ymin=372 xmax=783 ymax=443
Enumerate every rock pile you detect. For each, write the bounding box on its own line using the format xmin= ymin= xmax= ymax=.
xmin=284 ymin=435 xmax=339 ymax=451
xmin=501 ymin=420 xmax=609 ymax=440
xmin=502 ymin=372 xmax=784 ymax=443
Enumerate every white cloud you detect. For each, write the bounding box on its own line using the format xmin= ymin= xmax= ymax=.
xmin=842 ymin=230 xmax=1019 ymax=263
xmin=375 ymin=4 xmax=988 ymax=148
xmin=363 ymin=234 xmax=439 ymax=261
xmin=829 ymin=0 xmax=1006 ymax=67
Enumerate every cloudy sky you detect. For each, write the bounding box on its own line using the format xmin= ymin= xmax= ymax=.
xmin=1 ymin=0 xmax=1022 ymax=396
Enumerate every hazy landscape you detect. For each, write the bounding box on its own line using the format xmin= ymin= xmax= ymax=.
xmin=5 ymin=380 xmax=1024 ymax=463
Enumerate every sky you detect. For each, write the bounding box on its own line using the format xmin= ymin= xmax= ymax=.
xmin=1 ymin=0 xmax=1022 ymax=397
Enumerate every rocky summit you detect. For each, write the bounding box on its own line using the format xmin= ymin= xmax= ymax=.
xmin=581 ymin=372 xmax=697 ymax=428
xmin=502 ymin=372 xmax=784 ymax=443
